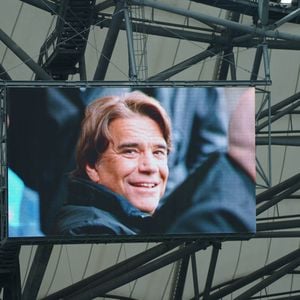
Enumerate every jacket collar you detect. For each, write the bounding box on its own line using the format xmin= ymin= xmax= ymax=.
xmin=67 ymin=176 xmax=152 ymax=221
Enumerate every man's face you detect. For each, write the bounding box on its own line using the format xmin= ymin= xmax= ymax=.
xmin=86 ymin=115 xmax=169 ymax=214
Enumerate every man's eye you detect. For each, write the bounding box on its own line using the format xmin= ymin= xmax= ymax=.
xmin=154 ymin=150 xmax=167 ymax=158
xmin=122 ymin=149 xmax=138 ymax=157
xmin=125 ymin=149 xmax=137 ymax=153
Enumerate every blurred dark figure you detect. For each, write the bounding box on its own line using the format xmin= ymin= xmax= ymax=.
xmin=8 ymin=87 xmax=83 ymax=234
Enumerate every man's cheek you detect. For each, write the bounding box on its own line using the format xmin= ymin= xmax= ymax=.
xmin=122 ymin=160 xmax=139 ymax=172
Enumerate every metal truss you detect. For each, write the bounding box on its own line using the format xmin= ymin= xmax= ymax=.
xmin=0 ymin=87 xmax=21 ymax=298
xmin=36 ymin=0 xmax=96 ymax=80
xmin=0 ymin=87 xmax=7 ymax=243
xmin=0 ymin=0 xmax=300 ymax=299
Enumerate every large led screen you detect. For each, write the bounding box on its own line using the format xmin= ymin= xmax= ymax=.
xmin=6 ymin=85 xmax=256 ymax=242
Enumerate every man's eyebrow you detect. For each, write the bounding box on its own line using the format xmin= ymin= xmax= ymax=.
xmin=117 ymin=143 xmax=139 ymax=150
xmin=154 ymin=143 xmax=168 ymax=150
xmin=117 ymin=142 xmax=168 ymax=150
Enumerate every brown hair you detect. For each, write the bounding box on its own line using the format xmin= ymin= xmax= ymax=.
xmin=74 ymin=91 xmax=172 ymax=178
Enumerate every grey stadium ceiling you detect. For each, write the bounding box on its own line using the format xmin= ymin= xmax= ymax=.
xmin=1 ymin=0 xmax=300 ymax=299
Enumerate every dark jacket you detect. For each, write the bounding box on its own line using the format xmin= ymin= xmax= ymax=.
xmin=52 ymin=177 xmax=154 ymax=236
xmin=53 ymin=153 xmax=256 ymax=237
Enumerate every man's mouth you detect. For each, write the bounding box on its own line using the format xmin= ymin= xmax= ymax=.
xmin=130 ymin=182 xmax=158 ymax=188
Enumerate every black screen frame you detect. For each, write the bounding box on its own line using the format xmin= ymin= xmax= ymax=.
xmin=1 ymin=81 xmax=257 ymax=245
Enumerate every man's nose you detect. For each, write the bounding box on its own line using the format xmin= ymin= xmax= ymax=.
xmin=138 ymin=152 xmax=157 ymax=173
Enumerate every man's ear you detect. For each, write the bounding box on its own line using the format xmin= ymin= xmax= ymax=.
xmin=85 ymin=164 xmax=100 ymax=183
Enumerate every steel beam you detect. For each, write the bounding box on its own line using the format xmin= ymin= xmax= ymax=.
xmin=93 ymin=2 xmax=124 ymax=80
xmin=97 ymin=16 xmax=300 ymax=50
xmin=257 ymin=91 xmax=300 ymax=120
xmin=256 ymin=136 xmax=300 ymax=146
xmin=65 ymin=241 xmax=209 ymax=300
xmin=191 ymin=0 xmax=300 ymax=24
xmin=257 ymin=180 xmax=300 ymax=215
xmin=169 ymin=256 xmax=190 ymax=300
xmin=262 ymin=43 xmax=271 ymax=81
xmin=79 ymin=55 xmax=87 ymax=80
xmin=255 ymin=294 xmax=300 ymax=300
xmin=0 ymin=29 xmax=52 ymax=80
xmin=251 ymin=46 xmax=263 ymax=81
xmin=0 ymin=80 xmax=270 ymax=88
xmin=0 ymin=64 xmax=11 ymax=81
xmin=202 ymin=243 xmax=220 ymax=299
xmin=0 ymin=87 xmax=6 ymax=243
xmin=44 ymin=241 xmax=181 ymax=300
xmin=147 ymin=46 xmax=221 ymax=81
xmin=256 ymin=173 xmax=300 ymax=204
xmin=259 ymin=129 xmax=300 ymax=134
xmin=235 ymin=256 xmax=300 ymax=300
xmin=248 ymin=289 xmax=300 ymax=299
xmin=237 ymin=39 xmax=300 ymax=50
xmin=123 ymin=2 xmax=138 ymax=80
xmin=22 ymin=244 xmax=54 ymax=300
xmin=254 ymin=231 xmax=300 ymax=238
xmin=20 ymin=0 xmax=57 ymax=14
xmin=217 ymin=49 xmax=235 ymax=80
xmin=256 ymin=158 xmax=270 ymax=188
xmin=96 ymin=16 xmax=226 ymax=44
xmin=257 ymin=219 xmax=300 ymax=231
xmin=0 ymin=244 xmax=21 ymax=300
xmin=272 ymin=8 xmax=300 ymax=29
xmin=169 ymin=251 xmax=190 ymax=300
xmin=190 ymin=253 xmax=200 ymax=300
xmin=208 ymin=248 xmax=300 ymax=300
xmin=130 ymin=0 xmax=300 ymax=42
xmin=229 ymin=51 xmax=236 ymax=80
xmin=214 ymin=10 xmax=240 ymax=80
xmin=258 ymin=0 xmax=269 ymax=26
xmin=257 ymin=214 xmax=300 ymax=222
xmin=256 ymin=100 xmax=300 ymax=132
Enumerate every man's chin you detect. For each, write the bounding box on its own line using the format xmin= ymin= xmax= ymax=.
xmin=127 ymin=195 xmax=159 ymax=214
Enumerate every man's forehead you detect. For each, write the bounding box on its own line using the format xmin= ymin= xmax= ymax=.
xmin=108 ymin=116 xmax=166 ymax=142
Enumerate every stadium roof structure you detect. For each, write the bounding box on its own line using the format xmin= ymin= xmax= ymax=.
xmin=1 ymin=1 xmax=300 ymax=299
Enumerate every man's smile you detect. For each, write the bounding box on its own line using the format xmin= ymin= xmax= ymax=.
xmin=129 ymin=182 xmax=159 ymax=188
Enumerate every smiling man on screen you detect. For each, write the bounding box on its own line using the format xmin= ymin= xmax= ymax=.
xmin=54 ymin=91 xmax=172 ymax=235
xmin=53 ymin=89 xmax=256 ymax=237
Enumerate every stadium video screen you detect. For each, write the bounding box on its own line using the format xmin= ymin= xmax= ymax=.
xmin=5 ymin=85 xmax=256 ymax=242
